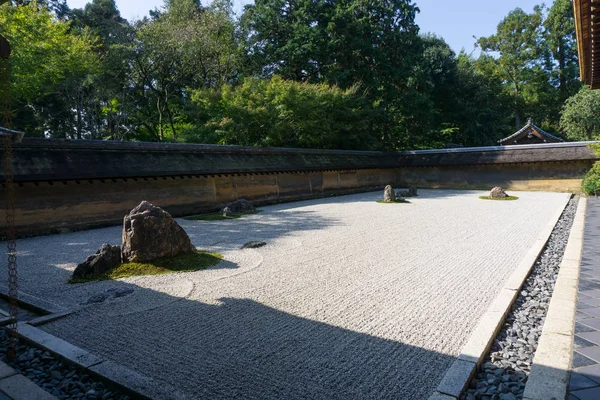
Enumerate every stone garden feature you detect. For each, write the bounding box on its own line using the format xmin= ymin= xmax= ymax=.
xmin=220 ymin=199 xmax=255 ymax=216
xmin=72 ymin=243 xmax=121 ymax=279
xmin=122 ymin=200 xmax=196 ymax=262
xmin=489 ymin=186 xmax=509 ymax=199
xmin=383 ymin=185 xmax=395 ymax=202
xmin=397 ymin=185 xmax=418 ymax=198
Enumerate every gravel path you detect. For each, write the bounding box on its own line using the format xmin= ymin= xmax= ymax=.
xmin=462 ymin=197 xmax=578 ymax=400
xmin=7 ymin=190 xmax=570 ymax=399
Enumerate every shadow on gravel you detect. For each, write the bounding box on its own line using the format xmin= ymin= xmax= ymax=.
xmin=35 ymin=269 xmax=456 ymax=400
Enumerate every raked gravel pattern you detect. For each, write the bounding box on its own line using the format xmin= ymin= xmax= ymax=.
xmin=462 ymin=196 xmax=578 ymax=400
xmin=8 ymin=190 xmax=571 ymax=399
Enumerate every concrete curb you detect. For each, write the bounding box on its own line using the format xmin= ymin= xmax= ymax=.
xmin=8 ymin=322 xmax=188 ymax=400
xmin=522 ymin=196 xmax=587 ymax=400
xmin=429 ymin=193 xmax=572 ymax=399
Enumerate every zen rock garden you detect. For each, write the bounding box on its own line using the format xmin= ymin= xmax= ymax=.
xmin=0 ymin=188 xmax=584 ymax=400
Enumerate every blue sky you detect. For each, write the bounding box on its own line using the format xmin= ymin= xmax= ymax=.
xmin=66 ymin=0 xmax=546 ymax=54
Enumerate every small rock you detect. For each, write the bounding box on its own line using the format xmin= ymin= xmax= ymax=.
xmin=219 ymin=199 xmax=255 ymax=216
xmin=72 ymin=244 xmax=121 ymax=280
xmin=86 ymin=293 xmax=109 ymax=304
xmin=114 ymin=288 xmax=134 ymax=298
xmin=241 ymin=241 xmax=267 ymax=249
xmin=383 ymin=185 xmax=395 ymax=202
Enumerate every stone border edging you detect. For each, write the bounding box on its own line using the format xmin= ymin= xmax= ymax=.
xmin=429 ymin=193 xmax=573 ymax=399
xmin=8 ymin=322 xmax=188 ymax=400
xmin=522 ymin=196 xmax=587 ymax=400
xmin=0 ymin=360 xmax=57 ymax=399
xmin=0 ymin=285 xmax=66 ymax=315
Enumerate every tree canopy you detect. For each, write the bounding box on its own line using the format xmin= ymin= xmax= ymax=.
xmin=0 ymin=0 xmax=586 ymax=149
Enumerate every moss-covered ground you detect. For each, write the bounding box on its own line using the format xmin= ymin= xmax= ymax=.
xmin=69 ymin=250 xmax=223 ymax=283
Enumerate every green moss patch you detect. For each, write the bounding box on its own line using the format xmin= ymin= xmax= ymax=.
xmin=184 ymin=210 xmax=262 ymax=221
xmin=479 ymin=196 xmax=519 ymax=201
xmin=69 ymin=251 xmax=223 ymax=283
xmin=376 ymin=199 xmax=410 ymax=204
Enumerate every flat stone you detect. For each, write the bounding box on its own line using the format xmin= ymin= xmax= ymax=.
xmin=580 ymin=290 xmax=600 ymax=299
xmin=571 ymin=385 xmax=600 ymax=400
xmin=577 ymin=346 xmax=600 ymax=364
xmin=0 ymin=362 xmax=17 ymax=379
xmin=577 ymin=363 xmax=600 ymax=384
xmin=581 ymin=307 xmax=600 ymax=318
xmin=0 ymin=374 xmax=56 ymax=400
xmin=13 ymin=323 xmax=104 ymax=368
xmin=27 ymin=311 xmax=74 ymax=327
xmin=428 ymin=392 xmax=455 ymax=400
xmin=578 ymin=331 xmax=600 ymax=346
xmin=523 ymin=361 xmax=570 ymax=400
xmin=89 ymin=361 xmax=187 ymax=400
xmin=572 ymin=352 xmax=597 ymax=368
xmin=580 ymin=318 xmax=600 ymax=331
xmin=437 ymin=359 xmax=476 ymax=397
xmin=569 ymin=372 xmax=600 ymax=392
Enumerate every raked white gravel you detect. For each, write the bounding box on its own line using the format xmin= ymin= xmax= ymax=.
xmin=10 ymin=189 xmax=570 ymax=399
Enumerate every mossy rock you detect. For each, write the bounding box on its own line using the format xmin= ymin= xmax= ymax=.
xmin=69 ymin=250 xmax=223 ymax=283
xmin=184 ymin=210 xmax=262 ymax=221
xmin=479 ymin=196 xmax=519 ymax=201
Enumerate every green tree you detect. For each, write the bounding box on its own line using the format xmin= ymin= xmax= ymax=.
xmin=477 ymin=6 xmax=546 ymax=130
xmin=70 ymin=0 xmax=135 ymax=139
xmin=130 ymin=0 xmax=239 ymax=141
xmin=544 ymin=0 xmax=579 ymax=97
xmin=560 ymin=86 xmax=600 ymax=141
xmin=241 ymin=0 xmax=420 ymax=148
xmin=188 ymin=76 xmax=376 ymax=149
xmin=0 ymin=2 xmax=98 ymax=136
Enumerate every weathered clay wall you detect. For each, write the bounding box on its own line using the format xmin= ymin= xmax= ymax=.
xmin=396 ymin=160 xmax=594 ymax=193
xmin=0 ymin=139 xmax=598 ymax=236
xmin=3 ymin=169 xmax=398 ymax=236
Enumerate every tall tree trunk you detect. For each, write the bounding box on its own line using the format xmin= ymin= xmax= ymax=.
xmin=514 ymin=84 xmax=521 ymax=130
xmin=558 ymin=39 xmax=566 ymax=96
xmin=76 ymin=85 xmax=83 ymax=140
xmin=157 ymin=96 xmax=164 ymax=141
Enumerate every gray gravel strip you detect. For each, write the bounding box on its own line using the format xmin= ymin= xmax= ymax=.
xmin=462 ymin=196 xmax=578 ymax=400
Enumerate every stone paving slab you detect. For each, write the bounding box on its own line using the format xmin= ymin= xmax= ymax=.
xmin=5 ymin=190 xmax=571 ymax=399
xmin=0 ymin=362 xmax=56 ymax=400
xmin=569 ymin=198 xmax=600 ymax=400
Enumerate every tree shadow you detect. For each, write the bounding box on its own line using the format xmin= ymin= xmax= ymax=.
xmin=36 ymin=272 xmax=457 ymax=400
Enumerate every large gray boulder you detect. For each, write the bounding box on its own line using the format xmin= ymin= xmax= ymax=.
xmin=73 ymin=244 xmax=121 ymax=279
xmin=220 ymin=199 xmax=255 ymax=216
xmin=489 ymin=187 xmax=509 ymax=199
xmin=383 ymin=185 xmax=396 ymax=202
xmin=122 ymin=201 xmax=196 ymax=262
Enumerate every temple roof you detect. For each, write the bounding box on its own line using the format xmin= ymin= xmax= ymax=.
xmin=498 ymin=119 xmax=564 ymax=145
xmin=574 ymin=0 xmax=599 ymax=88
